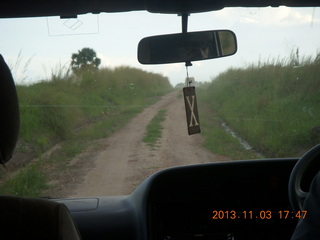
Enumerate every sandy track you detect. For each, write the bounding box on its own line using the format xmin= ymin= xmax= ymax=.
xmin=67 ymin=90 xmax=227 ymax=198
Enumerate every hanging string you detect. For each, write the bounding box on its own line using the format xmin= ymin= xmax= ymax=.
xmin=186 ymin=65 xmax=189 ymax=87
xmin=185 ymin=61 xmax=192 ymax=87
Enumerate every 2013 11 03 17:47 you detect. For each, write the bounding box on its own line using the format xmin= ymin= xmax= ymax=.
xmin=212 ymin=210 xmax=307 ymax=220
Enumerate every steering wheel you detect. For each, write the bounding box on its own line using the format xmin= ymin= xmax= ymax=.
xmin=288 ymin=144 xmax=320 ymax=213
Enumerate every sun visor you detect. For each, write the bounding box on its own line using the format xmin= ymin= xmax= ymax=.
xmin=0 ymin=55 xmax=20 ymax=164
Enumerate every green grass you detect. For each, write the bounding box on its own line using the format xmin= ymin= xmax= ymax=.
xmin=199 ymin=102 xmax=259 ymax=160
xmin=198 ymin=52 xmax=320 ymax=158
xmin=143 ymin=110 xmax=167 ymax=149
xmin=0 ymin=65 xmax=173 ymax=197
xmin=0 ymin=165 xmax=47 ymax=197
xmin=1 ymin=105 xmax=154 ymax=197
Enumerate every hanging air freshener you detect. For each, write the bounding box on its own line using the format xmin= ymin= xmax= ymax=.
xmin=183 ymin=75 xmax=201 ymax=135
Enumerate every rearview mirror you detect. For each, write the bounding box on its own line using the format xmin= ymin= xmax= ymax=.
xmin=138 ymin=30 xmax=237 ymax=64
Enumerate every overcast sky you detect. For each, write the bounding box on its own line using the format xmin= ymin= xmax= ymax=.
xmin=0 ymin=7 xmax=319 ymax=86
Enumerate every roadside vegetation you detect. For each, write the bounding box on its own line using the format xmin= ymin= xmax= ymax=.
xmin=198 ymin=50 xmax=320 ymax=158
xmin=0 ymin=57 xmax=172 ymax=196
xmin=143 ymin=110 xmax=167 ymax=149
xmin=17 ymin=66 xmax=171 ymax=152
xmin=197 ymin=101 xmax=259 ymax=160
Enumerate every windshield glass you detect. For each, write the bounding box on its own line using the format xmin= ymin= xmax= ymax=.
xmin=0 ymin=7 xmax=319 ymax=198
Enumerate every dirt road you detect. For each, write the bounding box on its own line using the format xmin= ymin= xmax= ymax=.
xmin=65 ymin=90 xmax=228 ymax=198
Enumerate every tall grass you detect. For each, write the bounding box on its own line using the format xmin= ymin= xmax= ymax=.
xmin=1 ymin=165 xmax=47 ymax=197
xmin=199 ymin=52 xmax=320 ymax=158
xmin=16 ymin=66 xmax=172 ymax=153
xmin=198 ymin=102 xmax=258 ymax=159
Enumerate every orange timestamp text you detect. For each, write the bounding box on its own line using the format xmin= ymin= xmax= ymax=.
xmin=212 ymin=210 xmax=307 ymax=220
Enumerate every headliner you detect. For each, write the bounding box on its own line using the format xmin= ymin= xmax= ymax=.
xmin=1 ymin=0 xmax=319 ymax=18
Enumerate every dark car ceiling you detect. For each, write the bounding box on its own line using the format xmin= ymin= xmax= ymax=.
xmin=1 ymin=0 xmax=319 ymax=18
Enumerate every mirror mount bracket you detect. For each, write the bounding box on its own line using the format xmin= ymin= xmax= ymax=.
xmin=185 ymin=61 xmax=192 ymax=67
xmin=181 ymin=13 xmax=190 ymax=34
xmin=182 ymin=13 xmax=192 ymax=67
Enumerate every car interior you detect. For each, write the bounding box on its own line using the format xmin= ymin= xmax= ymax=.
xmin=1 ymin=0 xmax=320 ymax=240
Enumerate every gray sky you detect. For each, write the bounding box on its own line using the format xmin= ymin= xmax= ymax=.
xmin=0 ymin=7 xmax=319 ymax=86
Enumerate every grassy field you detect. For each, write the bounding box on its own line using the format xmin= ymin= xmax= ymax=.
xmin=198 ymin=53 xmax=320 ymax=158
xmin=0 ymin=66 xmax=172 ymax=196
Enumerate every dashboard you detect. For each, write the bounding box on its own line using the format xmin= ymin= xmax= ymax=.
xmin=57 ymin=158 xmax=299 ymax=240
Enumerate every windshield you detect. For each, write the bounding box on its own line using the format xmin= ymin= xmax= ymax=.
xmin=0 ymin=7 xmax=319 ymax=198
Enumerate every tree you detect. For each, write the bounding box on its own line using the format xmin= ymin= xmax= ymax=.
xmin=71 ymin=48 xmax=101 ymax=72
